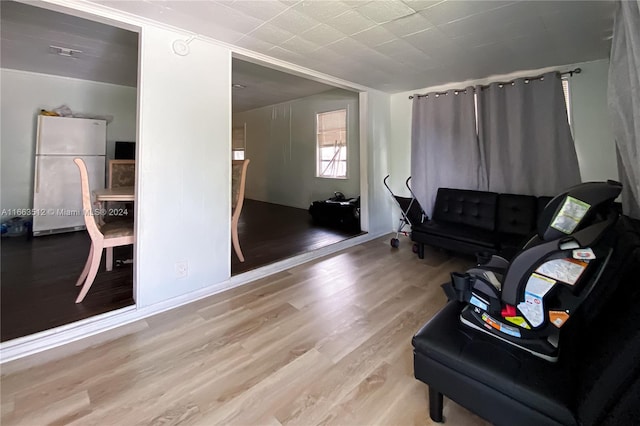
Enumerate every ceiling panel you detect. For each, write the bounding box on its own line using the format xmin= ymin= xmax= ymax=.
xmin=267 ymin=8 xmax=322 ymax=34
xmin=325 ymin=10 xmax=377 ymax=36
xmin=298 ymin=24 xmax=347 ymax=45
xmin=231 ymin=58 xmax=341 ymax=112
xmin=1 ymin=1 xmax=138 ymax=87
xmin=350 ymin=25 xmax=397 ymax=47
xmin=418 ymin=0 xmax=516 ymax=25
xmin=357 ymin=1 xmax=417 ymax=24
xmin=381 ymin=12 xmax=433 ymax=37
xmin=221 ymin=0 xmax=293 ymax=21
xmin=76 ymin=0 xmax=618 ymax=92
xmin=291 ymin=1 xmax=353 ymax=22
xmin=243 ymin=22 xmax=296 ymax=45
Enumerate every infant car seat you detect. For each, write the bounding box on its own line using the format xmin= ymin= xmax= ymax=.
xmin=442 ymin=181 xmax=622 ymax=362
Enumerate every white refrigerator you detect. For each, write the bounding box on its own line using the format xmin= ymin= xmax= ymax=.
xmin=32 ymin=116 xmax=107 ymax=236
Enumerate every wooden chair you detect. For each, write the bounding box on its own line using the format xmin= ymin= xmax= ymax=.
xmin=108 ymin=159 xmax=135 ymax=189
xmin=73 ymin=158 xmax=135 ymax=303
xmin=107 ymin=159 xmax=135 ymax=219
xmin=232 ymin=159 xmax=250 ymax=262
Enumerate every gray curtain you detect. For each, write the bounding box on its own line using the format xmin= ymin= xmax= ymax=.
xmin=477 ymin=72 xmax=581 ymax=196
xmin=608 ymin=0 xmax=640 ymax=219
xmin=411 ymin=88 xmax=485 ymax=216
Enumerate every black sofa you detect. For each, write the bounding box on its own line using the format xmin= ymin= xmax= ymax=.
xmin=411 ymin=188 xmax=552 ymax=259
xmin=412 ymin=215 xmax=640 ymax=425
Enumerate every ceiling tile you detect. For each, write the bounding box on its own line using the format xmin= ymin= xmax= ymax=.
xmin=279 ymin=36 xmax=321 ymax=54
xmin=540 ymin=10 xmax=613 ymax=36
xmin=165 ymin=2 xmax=264 ymax=35
xmin=234 ymin=36 xmax=277 ymax=53
xmin=440 ymin=1 xmax=541 ymax=29
xmin=534 ymin=0 xmax=616 ymax=20
xmin=292 ymin=0 xmax=353 ymax=22
xmin=356 ymin=1 xmax=417 ymax=24
xmin=445 ymin=15 xmax=545 ymax=48
xmin=243 ymin=23 xmax=296 ymax=45
xmin=381 ymin=12 xmax=433 ymax=37
xmin=307 ymin=46 xmax=348 ymax=63
xmin=231 ymin=58 xmax=339 ymax=113
xmin=267 ymin=45 xmax=306 ymax=62
xmin=221 ymin=0 xmax=292 ymax=22
xmin=326 ymin=36 xmax=369 ymax=54
xmin=298 ymin=23 xmax=347 ymax=45
xmin=401 ymin=54 xmax=440 ymax=71
xmin=401 ymin=0 xmax=445 ymax=12
xmin=402 ymin=27 xmax=456 ymax=53
xmin=29 ymin=0 xmax=615 ymax=94
xmin=268 ymin=9 xmax=322 ymax=34
xmin=503 ymin=33 xmax=557 ymax=55
xmin=325 ymin=10 xmax=377 ymax=36
xmin=375 ymin=38 xmax=428 ymax=58
xmin=419 ymin=0 xmax=516 ymax=25
xmin=342 ymin=1 xmax=374 ymax=8
xmin=350 ymin=25 xmax=397 ymax=47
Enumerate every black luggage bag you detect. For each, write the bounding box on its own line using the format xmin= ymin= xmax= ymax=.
xmin=309 ymin=192 xmax=360 ymax=232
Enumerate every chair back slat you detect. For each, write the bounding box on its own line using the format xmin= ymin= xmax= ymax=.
xmin=73 ymin=158 xmax=103 ymax=240
xmin=108 ymin=160 xmax=135 ymax=189
xmin=232 ymin=159 xmax=250 ymax=220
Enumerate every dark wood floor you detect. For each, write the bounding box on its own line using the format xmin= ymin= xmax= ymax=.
xmin=231 ymin=199 xmax=363 ymax=275
xmin=1 ymin=199 xmax=362 ymax=342
xmin=1 ymin=232 xmax=134 ymax=342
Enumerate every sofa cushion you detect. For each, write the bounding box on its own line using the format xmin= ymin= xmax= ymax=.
xmin=432 ymin=188 xmax=498 ymax=231
xmin=496 ymin=194 xmax=538 ymax=236
xmin=413 ymin=221 xmax=498 ymax=249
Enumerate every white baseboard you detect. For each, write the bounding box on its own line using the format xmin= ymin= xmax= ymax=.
xmin=0 ymin=231 xmax=384 ymax=363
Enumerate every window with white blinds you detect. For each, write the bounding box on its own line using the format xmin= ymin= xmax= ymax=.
xmin=316 ymin=109 xmax=347 ymax=179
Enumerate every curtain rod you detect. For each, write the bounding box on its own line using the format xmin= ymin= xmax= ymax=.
xmin=408 ymin=67 xmax=582 ymax=99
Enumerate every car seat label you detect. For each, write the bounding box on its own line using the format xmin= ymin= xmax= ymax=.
xmin=481 ymin=313 xmax=521 ymax=338
xmin=505 ymin=316 xmax=531 ymax=329
xmin=524 ymin=273 xmax=556 ymax=297
xmin=536 ymin=259 xmax=588 ymax=286
xmin=550 ymin=196 xmax=591 ymax=234
xmin=549 ymin=310 xmax=570 ymax=328
xmin=516 ymin=274 xmax=556 ymax=327
xmin=469 ymin=294 xmax=488 ymax=311
xmin=518 ymin=292 xmax=546 ymax=327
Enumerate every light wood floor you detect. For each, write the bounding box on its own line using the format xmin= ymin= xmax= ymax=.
xmin=1 ymin=235 xmax=489 ymax=426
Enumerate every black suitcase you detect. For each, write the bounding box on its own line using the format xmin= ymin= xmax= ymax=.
xmin=309 ymin=193 xmax=360 ymax=232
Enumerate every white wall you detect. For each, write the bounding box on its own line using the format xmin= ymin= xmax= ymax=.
xmin=135 ymin=26 xmax=231 ymax=308
xmin=388 ymin=59 xmax=617 ymax=227
xmin=0 ymin=69 xmax=137 ymax=220
xmin=360 ymin=90 xmax=393 ymax=235
xmin=569 ymin=59 xmax=618 ymax=183
xmin=233 ymin=89 xmax=359 ymax=209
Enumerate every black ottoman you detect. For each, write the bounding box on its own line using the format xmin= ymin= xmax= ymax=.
xmin=412 ymin=216 xmax=640 ymax=426
xmin=412 ymin=302 xmax=576 ymax=426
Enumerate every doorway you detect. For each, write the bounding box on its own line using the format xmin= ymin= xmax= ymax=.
xmin=0 ymin=1 xmax=139 ymax=342
xmin=230 ymin=58 xmax=363 ymax=275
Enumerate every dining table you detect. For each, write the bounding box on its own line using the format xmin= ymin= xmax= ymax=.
xmin=92 ymin=186 xmax=135 ymax=269
xmin=93 ymin=186 xmax=135 ymax=202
